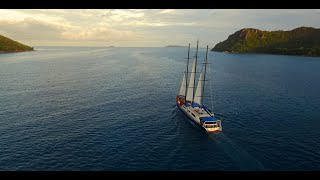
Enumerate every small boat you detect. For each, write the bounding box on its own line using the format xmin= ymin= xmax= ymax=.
xmin=176 ymin=41 xmax=222 ymax=133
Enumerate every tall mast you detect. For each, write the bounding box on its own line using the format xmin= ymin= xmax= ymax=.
xmin=185 ymin=43 xmax=190 ymax=97
xmin=192 ymin=40 xmax=199 ymax=104
xmin=201 ymin=45 xmax=209 ymax=104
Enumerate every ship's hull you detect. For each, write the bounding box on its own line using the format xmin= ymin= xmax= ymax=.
xmin=176 ymin=103 xmax=207 ymax=132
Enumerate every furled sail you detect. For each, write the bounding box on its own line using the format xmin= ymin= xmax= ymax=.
xmin=186 ymin=59 xmax=196 ymax=102
xmin=194 ymin=69 xmax=203 ymax=105
xmin=178 ymin=72 xmax=187 ymax=96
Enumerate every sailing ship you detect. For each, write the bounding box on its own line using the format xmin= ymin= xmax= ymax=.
xmin=176 ymin=41 xmax=222 ymax=133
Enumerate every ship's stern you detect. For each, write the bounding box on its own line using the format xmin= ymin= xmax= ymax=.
xmin=203 ymin=120 xmax=222 ymax=133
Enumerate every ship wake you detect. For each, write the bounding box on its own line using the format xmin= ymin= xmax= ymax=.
xmin=208 ymin=133 xmax=265 ymax=170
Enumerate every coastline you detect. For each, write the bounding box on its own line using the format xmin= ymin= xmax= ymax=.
xmin=0 ymin=50 xmax=35 ymax=54
xmin=211 ymin=50 xmax=320 ymax=57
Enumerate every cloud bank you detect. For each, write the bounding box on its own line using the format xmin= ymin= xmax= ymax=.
xmin=0 ymin=9 xmax=319 ymax=47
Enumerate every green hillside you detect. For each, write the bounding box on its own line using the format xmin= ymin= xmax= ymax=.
xmin=0 ymin=35 xmax=34 ymax=52
xmin=212 ymin=27 xmax=320 ymax=56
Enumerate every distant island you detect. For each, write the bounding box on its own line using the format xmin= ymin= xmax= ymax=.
xmin=0 ymin=35 xmax=34 ymax=53
xmin=212 ymin=27 xmax=320 ymax=56
xmin=165 ymin=45 xmax=188 ymax=48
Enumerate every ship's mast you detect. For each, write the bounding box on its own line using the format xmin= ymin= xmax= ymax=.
xmin=201 ymin=45 xmax=209 ymax=104
xmin=192 ymin=40 xmax=199 ymax=104
xmin=185 ymin=43 xmax=190 ymax=97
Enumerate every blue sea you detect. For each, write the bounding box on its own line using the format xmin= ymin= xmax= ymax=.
xmin=1 ymin=46 xmax=320 ymax=170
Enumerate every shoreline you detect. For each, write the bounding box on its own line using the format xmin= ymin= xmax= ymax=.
xmin=211 ymin=50 xmax=320 ymax=57
xmin=0 ymin=50 xmax=35 ymax=54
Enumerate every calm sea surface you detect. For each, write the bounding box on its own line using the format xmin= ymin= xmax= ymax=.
xmin=1 ymin=46 xmax=320 ymax=170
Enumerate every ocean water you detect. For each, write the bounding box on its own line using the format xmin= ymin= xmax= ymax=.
xmin=1 ymin=46 xmax=320 ymax=170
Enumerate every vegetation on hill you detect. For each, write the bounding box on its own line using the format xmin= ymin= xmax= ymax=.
xmin=212 ymin=27 xmax=320 ymax=56
xmin=0 ymin=35 xmax=34 ymax=53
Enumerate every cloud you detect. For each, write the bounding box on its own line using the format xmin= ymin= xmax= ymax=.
xmin=0 ymin=18 xmax=65 ymax=41
xmin=100 ymin=9 xmax=144 ymax=22
xmin=61 ymin=27 xmax=141 ymax=41
xmin=159 ymin=9 xmax=177 ymax=14
xmin=122 ymin=21 xmax=196 ymax=27
xmin=0 ymin=9 xmax=70 ymax=28
xmin=0 ymin=9 xmax=142 ymax=44
xmin=1 ymin=9 xmax=319 ymax=47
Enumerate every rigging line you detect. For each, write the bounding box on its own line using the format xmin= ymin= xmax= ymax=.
xmin=185 ymin=43 xmax=190 ymax=97
xmin=201 ymin=45 xmax=208 ymax=105
xmin=192 ymin=40 xmax=199 ymax=104
xmin=209 ymin=57 xmax=214 ymax=113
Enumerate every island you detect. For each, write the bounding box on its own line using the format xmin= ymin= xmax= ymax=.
xmin=0 ymin=35 xmax=34 ymax=53
xmin=211 ymin=27 xmax=320 ymax=57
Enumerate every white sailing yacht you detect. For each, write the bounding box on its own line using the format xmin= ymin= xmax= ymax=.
xmin=176 ymin=41 xmax=222 ymax=133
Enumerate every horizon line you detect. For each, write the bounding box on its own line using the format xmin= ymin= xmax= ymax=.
xmin=32 ymin=45 xmax=211 ymax=48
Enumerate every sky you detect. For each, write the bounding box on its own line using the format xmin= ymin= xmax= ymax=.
xmin=1 ymin=9 xmax=320 ymax=47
